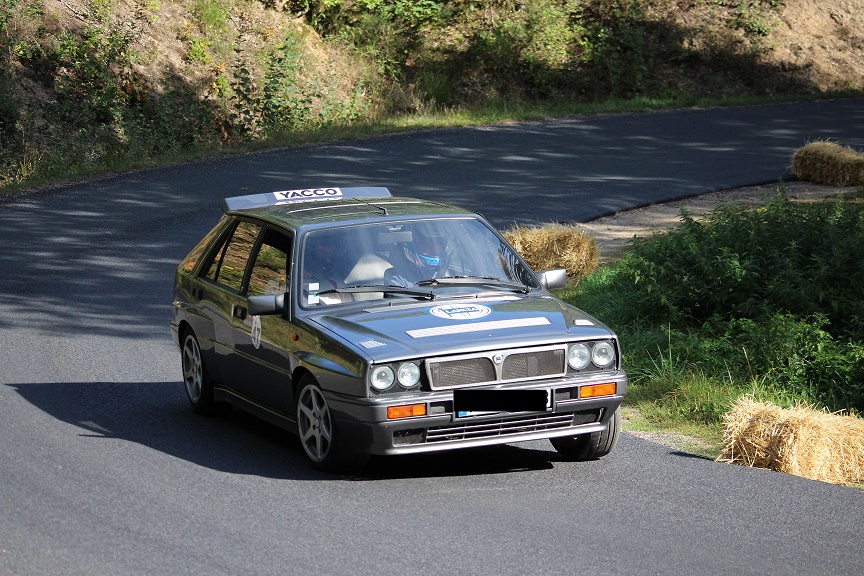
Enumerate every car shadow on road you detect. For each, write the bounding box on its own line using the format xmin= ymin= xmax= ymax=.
xmin=10 ymin=380 xmax=329 ymax=480
xmin=357 ymin=444 xmax=559 ymax=480
xmin=10 ymin=380 xmax=580 ymax=481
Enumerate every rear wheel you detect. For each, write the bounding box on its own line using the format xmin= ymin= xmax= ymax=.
xmin=551 ymin=406 xmax=621 ymax=460
xmin=181 ymin=330 xmax=229 ymax=416
xmin=296 ymin=376 xmax=369 ymax=473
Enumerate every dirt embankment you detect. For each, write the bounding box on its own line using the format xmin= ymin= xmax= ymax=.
xmin=769 ymin=0 xmax=864 ymax=92
xmin=33 ymin=0 xmax=864 ymax=101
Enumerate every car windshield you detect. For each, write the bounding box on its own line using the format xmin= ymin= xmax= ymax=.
xmin=300 ymin=217 xmax=539 ymax=307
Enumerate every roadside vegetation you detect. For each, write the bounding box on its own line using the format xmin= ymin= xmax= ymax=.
xmin=557 ymin=188 xmax=864 ymax=457
xmin=2 ymin=0 xmax=863 ymax=192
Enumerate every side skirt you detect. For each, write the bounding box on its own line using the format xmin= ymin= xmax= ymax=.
xmin=213 ymin=386 xmax=298 ymax=436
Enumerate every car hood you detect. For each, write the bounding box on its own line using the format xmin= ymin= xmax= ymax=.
xmin=306 ymin=294 xmax=615 ymax=362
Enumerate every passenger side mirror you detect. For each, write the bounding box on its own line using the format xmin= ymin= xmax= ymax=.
xmin=247 ymin=293 xmax=287 ymax=316
xmin=537 ymin=269 xmax=568 ymax=290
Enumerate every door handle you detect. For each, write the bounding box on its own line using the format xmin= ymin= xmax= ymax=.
xmin=191 ymin=286 xmax=204 ymax=300
xmin=233 ymin=305 xmax=247 ymax=320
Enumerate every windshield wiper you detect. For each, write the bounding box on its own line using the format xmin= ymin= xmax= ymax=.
xmin=416 ymin=276 xmax=532 ymax=294
xmin=318 ymin=285 xmax=437 ymax=300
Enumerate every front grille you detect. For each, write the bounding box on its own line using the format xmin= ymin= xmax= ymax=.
xmin=427 ymin=345 xmax=567 ymax=389
xmin=502 ymin=349 xmax=564 ymax=380
xmin=425 ymin=412 xmax=578 ymax=443
xmin=429 ymin=357 xmax=495 ymax=387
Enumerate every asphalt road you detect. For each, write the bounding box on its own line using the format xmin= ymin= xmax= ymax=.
xmin=1 ymin=99 xmax=864 ymax=575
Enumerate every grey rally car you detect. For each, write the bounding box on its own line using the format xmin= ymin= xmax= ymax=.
xmin=171 ymin=187 xmax=627 ymax=472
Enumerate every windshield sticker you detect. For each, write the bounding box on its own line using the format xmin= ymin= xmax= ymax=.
xmin=407 ymin=317 xmax=551 ymax=339
xmin=273 ymin=188 xmax=343 ymax=203
xmin=306 ymin=282 xmax=320 ymax=305
xmin=430 ymin=304 xmax=492 ymax=320
xmin=251 ymin=316 xmax=262 ymax=349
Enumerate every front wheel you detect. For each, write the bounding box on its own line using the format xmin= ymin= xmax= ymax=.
xmin=296 ymin=377 xmax=369 ymax=473
xmin=551 ymin=406 xmax=621 ymax=460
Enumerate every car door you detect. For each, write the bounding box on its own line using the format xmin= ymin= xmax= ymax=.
xmin=229 ymin=226 xmax=296 ymax=414
xmin=197 ymin=219 xmax=264 ymax=392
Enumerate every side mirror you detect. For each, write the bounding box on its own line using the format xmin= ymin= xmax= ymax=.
xmin=537 ymin=269 xmax=568 ymax=290
xmin=247 ymin=293 xmax=286 ymax=316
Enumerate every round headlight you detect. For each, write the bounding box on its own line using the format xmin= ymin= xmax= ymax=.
xmin=592 ymin=341 xmax=616 ymax=368
xmin=568 ymin=343 xmax=591 ymax=370
xmin=370 ymin=366 xmax=395 ymax=391
xmin=397 ymin=363 xmax=421 ymax=388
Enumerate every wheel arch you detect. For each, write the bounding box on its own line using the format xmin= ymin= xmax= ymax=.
xmin=291 ymin=366 xmax=315 ymax=400
xmin=178 ymin=319 xmax=194 ymax=341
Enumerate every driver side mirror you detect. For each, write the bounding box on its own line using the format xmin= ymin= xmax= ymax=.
xmin=247 ymin=293 xmax=287 ymax=316
xmin=537 ymin=269 xmax=568 ymax=290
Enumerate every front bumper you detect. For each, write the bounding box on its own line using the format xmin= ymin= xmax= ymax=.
xmin=327 ymin=372 xmax=627 ymax=456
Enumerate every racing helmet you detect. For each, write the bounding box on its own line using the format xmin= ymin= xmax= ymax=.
xmin=405 ymin=229 xmax=446 ymax=269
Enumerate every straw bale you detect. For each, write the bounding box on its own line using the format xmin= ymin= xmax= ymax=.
xmin=502 ymin=223 xmax=599 ymax=281
xmin=717 ymin=396 xmax=864 ymax=485
xmin=791 ymin=141 xmax=864 ymax=186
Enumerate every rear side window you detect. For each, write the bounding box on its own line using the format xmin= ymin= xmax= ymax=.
xmin=203 ymin=220 xmax=262 ymax=293
xmin=179 ymin=216 xmax=231 ymax=274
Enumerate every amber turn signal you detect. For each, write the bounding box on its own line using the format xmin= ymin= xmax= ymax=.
xmin=387 ymin=403 xmax=427 ymax=419
xmin=580 ymin=383 xmax=617 ymax=398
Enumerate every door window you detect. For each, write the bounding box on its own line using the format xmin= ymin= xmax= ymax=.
xmin=247 ymin=228 xmax=292 ymax=297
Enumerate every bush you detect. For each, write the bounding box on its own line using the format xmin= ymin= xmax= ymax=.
xmin=567 ymin=191 xmax=864 ymax=414
xmin=615 ymin=193 xmax=864 ymax=340
xmin=574 ymin=0 xmax=652 ymax=97
xmin=727 ymin=314 xmax=864 ymax=410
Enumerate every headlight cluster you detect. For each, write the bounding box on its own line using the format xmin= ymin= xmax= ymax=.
xmin=567 ymin=341 xmax=616 ymax=371
xmin=370 ymin=362 xmax=422 ymax=392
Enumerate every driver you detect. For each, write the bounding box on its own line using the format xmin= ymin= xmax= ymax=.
xmin=386 ymin=228 xmax=447 ymax=287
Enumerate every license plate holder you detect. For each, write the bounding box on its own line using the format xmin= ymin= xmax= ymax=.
xmin=454 ymin=389 xmax=551 ymax=418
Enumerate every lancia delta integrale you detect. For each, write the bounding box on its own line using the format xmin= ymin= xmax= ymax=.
xmin=172 ymin=187 xmax=627 ymax=472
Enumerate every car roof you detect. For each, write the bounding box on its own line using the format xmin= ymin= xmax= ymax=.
xmin=223 ymin=187 xmax=475 ymax=231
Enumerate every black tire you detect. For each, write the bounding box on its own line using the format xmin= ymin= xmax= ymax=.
xmin=181 ymin=330 xmax=229 ymax=416
xmin=551 ymin=406 xmax=621 ymax=461
xmin=295 ymin=376 xmax=369 ymax=473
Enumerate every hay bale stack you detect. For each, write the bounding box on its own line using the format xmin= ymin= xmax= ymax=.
xmin=791 ymin=140 xmax=864 ymax=186
xmin=502 ymin=223 xmax=599 ymax=282
xmin=718 ymin=396 xmax=864 ymax=485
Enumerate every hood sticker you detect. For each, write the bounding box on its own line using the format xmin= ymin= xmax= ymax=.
xmin=359 ymin=339 xmax=387 ymax=349
xmin=407 ymin=317 xmax=551 ymax=339
xmin=429 ymin=304 xmax=492 ymax=320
